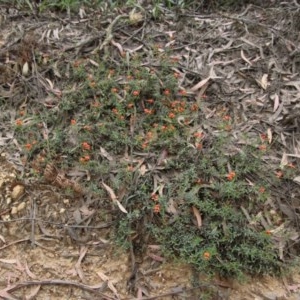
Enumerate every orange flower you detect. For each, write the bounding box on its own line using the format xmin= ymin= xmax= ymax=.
xmin=258 ymin=187 xmax=265 ymax=193
xmin=111 ymin=87 xmax=118 ymax=93
xmin=132 ymin=90 xmax=140 ymax=96
xmin=146 ymin=131 xmax=153 ymax=139
xmin=259 ymin=144 xmax=267 ymax=151
xmin=82 ymin=142 xmax=91 ymax=151
xmin=168 ymin=112 xmax=176 ymax=119
xmin=260 ymin=133 xmax=267 ymax=141
xmin=190 ymin=104 xmax=198 ymax=111
xmin=287 ymin=163 xmax=296 ymax=169
xmin=25 ymin=143 xmax=32 ymax=150
xmin=144 ymin=108 xmax=154 ymax=115
xmin=151 ymin=193 xmax=159 ymax=201
xmin=70 ymin=119 xmax=76 ymax=125
xmin=179 ymin=90 xmax=187 ymax=96
xmin=265 ymin=230 xmax=272 ymax=235
xmin=153 ymin=204 xmax=160 ymax=213
xmin=203 ymin=251 xmax=211 ymax=260
xmin=15 ymin=119 xmax=23 ymax=126
xmin=223 ymin=115 xmax=231 ymax=121
xmin=80 ymin=155 xmax=90 ymax=163
xmin=226 ymin=171 xmax=236 ymax=181
xmin=224 ymin=125 xmax=232 ymax=131
xmin=142 ymin=142 xmax=149 ymax=149
xmin=194 ymin=132 xmax=204 ymax=138
xmin=176 ymin=106 xmax=185 ymax=113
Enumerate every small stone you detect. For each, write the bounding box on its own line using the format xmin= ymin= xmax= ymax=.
xmin=59 ymin=208 xmax=66 ymax=214
xmin=11 ymin=185 xmax=25 ymax=200
xmin=17 ymin=202 xmax=26 ymax=212
xmin=11 ymin=206 xmax=18 ymax=214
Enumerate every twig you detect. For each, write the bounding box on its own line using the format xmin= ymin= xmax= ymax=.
xmin=92 ymin=14 xmax=127 ymax=54
xmin=2 ymin=279 xmax=112 ymax=299
xmin=0 ymin=218 xmax=113 ymax=229
xmin=123 ymin=284 xmax=219 ymax=300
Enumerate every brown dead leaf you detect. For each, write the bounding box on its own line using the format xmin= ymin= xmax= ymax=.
xmin=75 ymin=246 xmax=88 ymax=281
xmin=25 ymin=285 xmax=40 ymax=300
xmin=280 ymin=152 xmax=288 ymax=168
xmin=115 ymin=200 xmax=128 ymax=214
xmin=111 ymin=39 xmax=124 ymax=56
xmin=24 ymin=261 xmax=37 ymax=280
xmin=0 ymin=290 xmax=18 ymax=300
xmin=147 ymin=252 xmax=164 ymax=262
xmin=192 ymin=206 xmax=202 ymax=228
xmin=241 ymin=49 xmax=252 ymax=66
xmin=267 ymin=128 xmax=272 ymax=144
xmin=100 ymin=147 xmax=113 ymax=161
xmin=0 ymin=234 xmax=6 ymax=244
xmin=166 ymin=198 xmax=178 ymax=215
xmin=191 ymin=76 xmax=211 ymax=92
xmin=97 ymin=271 xmax=120 ymax=299
xmin=271 ymin=93 xmax=280 ymax=112
xmin=139 ymin=164 xmax=147 ymax=176
xmin=256 ymin=74 xmax=268 ymax=90
xmin=102 ymin=181 xmax=117 ymax=201
xmin=0 ymin=259 xmax=18 ymax=264
xmin=293 ymin=176 xmax=300 ymax=185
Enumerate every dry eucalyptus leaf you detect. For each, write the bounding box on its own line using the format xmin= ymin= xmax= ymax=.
xmin=102 ymin=181 xmax=117 ymax=201
xmin=241 ymin=49 xmax=252 ymax=66
xmin=22 ymin=62 xmax=29 ymax=76
xmin=267 ymin=128 xmax=272 ymax=144
xmin=192 ymin=206 xmax=202 ymax=228
xmin=293 ymin=176 xmax=300 ymax=184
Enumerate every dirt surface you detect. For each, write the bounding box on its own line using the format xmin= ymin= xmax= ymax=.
xmin=1 ymin=1 xmax=300 ymax=299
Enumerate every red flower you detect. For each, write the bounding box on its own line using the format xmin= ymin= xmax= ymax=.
xmin=82 ymin=142 xmax=91 ymax=151
xmin=226 ymin=171 xmax=236 ymax=181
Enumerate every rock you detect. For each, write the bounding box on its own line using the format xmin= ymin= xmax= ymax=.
xmin=11 ymin=185 xmax=25 ymax=200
